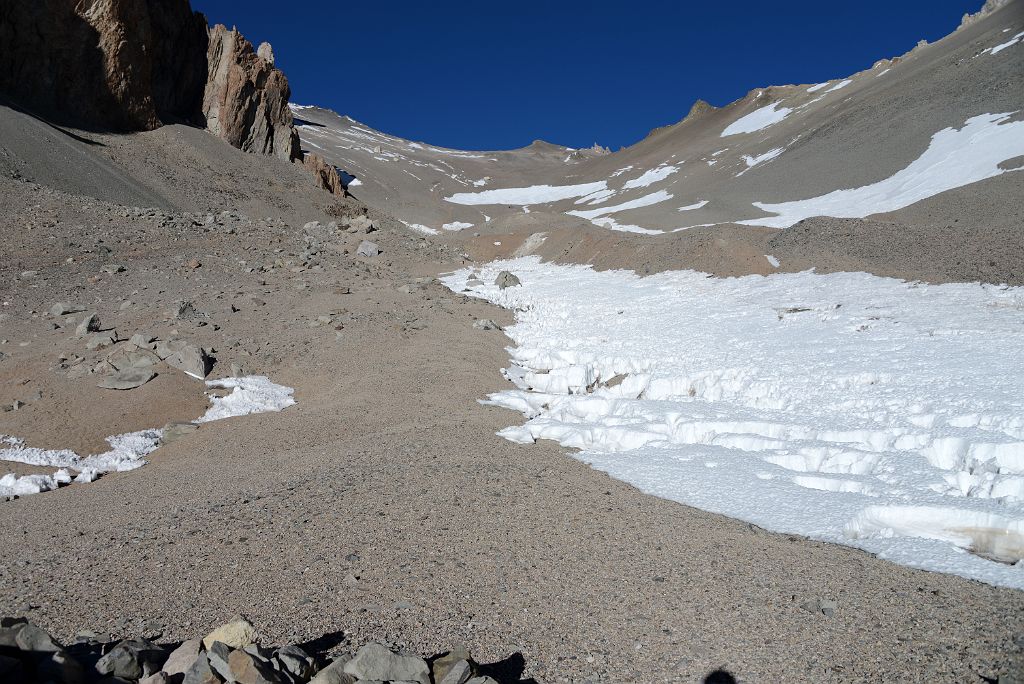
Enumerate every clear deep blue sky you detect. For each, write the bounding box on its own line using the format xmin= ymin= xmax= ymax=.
xmin=194 ymin=0 xmax=979 ymax=151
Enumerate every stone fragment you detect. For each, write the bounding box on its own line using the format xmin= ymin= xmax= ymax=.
xmin=202 ymin=616 xmax=259 ymax=650
xmin=349 ymin=215 xmax=375 ymax=233
xmin=98 ymin=368 xmax=157 ymax=390
xmin=86 ymin=331 xmax=118 ymax=351
xmin=161 ymin=422 xmax=199 ymax=445
xmin=432 ymin=646 xmax=474 ymax=684
xmin=276 ymin=644 xmax=315 ymax=680
xmin=343 ymin=643 xmax=430 ymax=684
xmin=157 ymin=340 xmax=212 ymax=379
xmin=473 ymin=319 xmax=501 ymax=331
xmin=141 ymin=672 xmax=171 ymax=684
xmin=164 ymin=639 xmax=203 ymax=676
xmin=51 ymin=302 xmax=83 ymax=316
xmin=227 ymin=648 xmax=283 ymax=684
xmin=356 ymin=241 xmax=379 ymax=257
xmin=309 ymin=658 xmax=355 ymax=684
xmin=495 ymin=271 xmax=521 ymax=289
xmin=207 ymin=641 xmax=233 ymax=681
xmin=76 ymin=313 xmax=101 ymax=336
xmin=130 ymin=333 xmax=157 ymax=348
xmin=466 ymin=677 xmax=499 ymax=684
xmin=100 ymin=264 xmax=126 ymax=274
xmin=14 ymin=621 xmax=62 ymax=652
xmin=95 ymin=638 xmax=165 ymax=680
xmin=439 ymin=659 xmax=473 ymax=684
xmin=183 ymin=652 xmax=224 ymax=684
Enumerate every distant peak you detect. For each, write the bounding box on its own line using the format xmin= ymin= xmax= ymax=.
xmin=685 ymin=99 xmax=717 ymax=121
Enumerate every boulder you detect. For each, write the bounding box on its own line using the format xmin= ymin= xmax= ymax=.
xmin=95 ymin=638 xmax=165 ymax=680
xmin=157 ymin=340 xmax=212 ymax=379
xmin=495 ymin=271 xmax=521 ymax=289
xmin=356 ymin=241 xmax=380 ymax=257
xmin=202 ymin=616 xmax=259 ymax=650
xmin=204 ymin=25 xmax=300 ymax=162
xmin=343 ymin=643 xmax=430 ymax=684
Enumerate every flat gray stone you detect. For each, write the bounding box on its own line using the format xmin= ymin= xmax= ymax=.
xmin=343 ymin=643 xmax=429 ymax=684
xmin=98 ymin=368 xmax=156 ymax=390
xmin=95 ymin=638 xmax=164 ymax=680
xmin=86 ymin=331 xmax=117 ymax=351
xmin=439 ymin=659 xmax=473 ymax=684
xmin=182 ymin=652 xmax=221 ymax=684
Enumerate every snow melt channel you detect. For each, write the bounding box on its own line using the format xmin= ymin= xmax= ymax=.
xmin=443 ymin=258 xmax=1024 ymax=589
xmin=1 ymin=376 xmax=295 ymax=498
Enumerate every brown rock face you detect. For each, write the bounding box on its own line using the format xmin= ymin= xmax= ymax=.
xmin=203 ymin=25 xmax=301 ymax=162
xmin=0 ymin=0 xmax=207 ymax=131
xmin=302 ymin=153 xmax=346 ymax=195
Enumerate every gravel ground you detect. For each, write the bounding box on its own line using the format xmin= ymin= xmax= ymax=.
xmin=0 ymin=113 xmax=1022 ymax=683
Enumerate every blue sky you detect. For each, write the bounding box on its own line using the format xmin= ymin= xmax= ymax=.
xmin=194 ymin=0 xmax=979 ymax=151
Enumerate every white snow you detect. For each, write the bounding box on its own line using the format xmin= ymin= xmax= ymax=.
xmin=721 ymin=102 xmax=793 ymax=137
xmin=443 ymin=258 xmax=1024 ymax=588
xmin=575 ymin=189 xmax=617 ymax=205
xmin=588 ymin=218 xmax=664 ymax=235
xmin=765 ymin=254 xmax=780 ymax=268
xmin=443 ymin=221 xmax=475 ymax=232
xmin=739 ymin=112 xmax=1024 ymax=228
xmin=1 ymin=376 xmax=295 ymax=499
xmin=876 ymin=68 xmax=891 ymax=77
xmin=444 ymin=181 xmax=608 ymax=206
xmin=622 ymin=165 xmax=679 ymax=189
xmin=567 ymin=190 xmax=673 ymax=221
xmin=401 ymin=220 xmax=440 ymax=236
xmin=677 ymin=200 xmax=709 ymax=212
xmin=824 ymin=79 xmax=852 ymax=93
xmin=982 ymin=31 xmax=1024 ymax=56
xmin=806 ymin=82 xmax=829 ymax=93
xmin=741 ymin=148 xmax=785 ymax=169
xmin=198 ymin=376 xmax=296 ymax=423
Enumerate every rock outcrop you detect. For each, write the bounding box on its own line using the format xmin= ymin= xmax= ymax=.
xmin=0 ymin=0 xmax=207 ymax=131
xmin=302 ymin=153 xmax=346 ymax=195
xmin=204 ymin=26 xmax=301 ymax=162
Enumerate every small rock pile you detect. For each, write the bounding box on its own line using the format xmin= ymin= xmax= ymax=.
xmin=0 ymin=616 xmax=504 ymax=684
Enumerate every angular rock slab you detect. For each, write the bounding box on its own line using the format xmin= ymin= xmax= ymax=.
xmin=343 ymin=643 xmax=430 ymax=684
xmin=98 ymin=368 xmax=156 ymax=390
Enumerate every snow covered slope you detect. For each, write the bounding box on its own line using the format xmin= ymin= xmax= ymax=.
xmin=295 ymin=2 xmax=1023 ymax=244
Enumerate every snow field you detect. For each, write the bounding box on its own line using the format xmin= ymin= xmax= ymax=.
xmin=443 ymin=258 xmax=1024 ymax=588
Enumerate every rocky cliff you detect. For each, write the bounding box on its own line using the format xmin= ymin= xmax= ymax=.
xmin=0 ymin=1 xmax=307 ymax=168
xmin=203 ymin=25 xmax=300 ymax=162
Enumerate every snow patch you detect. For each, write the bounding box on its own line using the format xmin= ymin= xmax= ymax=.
xmin=739 ymin=112 xmax=1024 ymax=228
xmin=444 ymin=181 xmax=608 ymax=206
xmin=721 ymin=102 xmax=793 ymax=137
xmin=622 ymin=165 xmax=678 ymax=189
